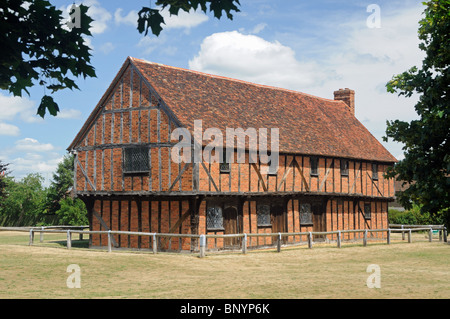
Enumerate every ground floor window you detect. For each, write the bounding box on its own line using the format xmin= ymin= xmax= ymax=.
xmin=300 ymin=203 xmax=313 ymax=225
xmin=207 ymin=204 xmax=224 ymax=230
xmin=256 ymin=203 xmax=271 ymax=226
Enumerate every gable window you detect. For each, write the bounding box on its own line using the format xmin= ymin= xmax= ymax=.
xmin=340 ymin=159 xmax=349 ymax=176
xmin=123 ymin=147 xmax=149 ymax=173
xmin=372 ymin=163 xmax=378 ymax=180
xmin=257 ymin=203 xmax=271 ymax=226
xmin=310 ymin=157 xmax=318 ymax=176
xmin=364 ymin=203 xmax=371 ymax=220
xmin=207 ymin=204 xmax=224 ymax=230
xmin=300 ymin=203 xmax=313 ymax=225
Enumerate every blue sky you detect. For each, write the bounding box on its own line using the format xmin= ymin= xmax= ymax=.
xmin=0 ymin=0 xmax=425 ymax=185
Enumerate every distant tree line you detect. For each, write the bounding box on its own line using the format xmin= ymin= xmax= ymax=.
xmin=0 ymin=155 xmax=87 ymax=227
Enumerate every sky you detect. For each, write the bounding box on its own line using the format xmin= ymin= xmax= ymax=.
xmin=0 ymin=0 xmax=426 ymax=185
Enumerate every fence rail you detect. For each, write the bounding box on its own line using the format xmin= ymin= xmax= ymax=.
xmin=0 ymin=224 xmax=447 ymax=258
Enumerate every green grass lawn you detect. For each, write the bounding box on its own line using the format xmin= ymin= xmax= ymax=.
xmin=0 ymin=231 xmax=448 ymax=299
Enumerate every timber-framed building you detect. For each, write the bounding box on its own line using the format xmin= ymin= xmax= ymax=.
xmin=68 ymin=57 xmax=397 ymax=251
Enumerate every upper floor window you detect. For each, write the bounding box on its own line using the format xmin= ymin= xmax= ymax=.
xmin=372 ymin=163 xmax=378 ymax=180
xmin=219 ymin=148 xmax=230 ymax=173
xmin=364 ymin=203 xmax=372 ymax=220
xmin=340 ymin=159 xmax=349 ymax=176
xmin=123 ymin=147 xmax=149 ymax=174
xmin=310 ymin=157 xmax=318 ymax=176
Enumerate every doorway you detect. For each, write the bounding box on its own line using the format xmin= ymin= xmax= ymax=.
xmin=312 ymin=201 xmax=326 ymax=241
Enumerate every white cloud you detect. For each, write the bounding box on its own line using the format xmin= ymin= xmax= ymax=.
xmin=0 ymin=122 xmax=20 ymax=136
xmin=114 ymin=8 xmax=138 ymax=27
xmin=189 ymin=31 xmax=330 ymax=90
xmin=160 ymin=8 xmax=209 ymax=30
xmin=250 ymin=23 xmax=267 ymax=34
xmin=0 ymin=93 xmax=42 ymax=123
xmin=58 ymin=109 xmax=82 ymax=119
xmin=15 ymin=138 xmax=54 ymax=152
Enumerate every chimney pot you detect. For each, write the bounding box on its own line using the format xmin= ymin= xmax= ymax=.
xmin=334 ymin=88 xmax=355 ymax=115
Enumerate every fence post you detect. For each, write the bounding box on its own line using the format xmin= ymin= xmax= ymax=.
xmin=107 ymin=230 xmax=112 ymax=253
xmin=444 ymin=227 xmax=447 ymax=243
xmin=337 ymin=231 xmax=341 ymax=248
xmin=40 ymin=226 xmax=44 ymax=243
xmin=199 ymin=234 xmax=206 ymax=258
xmin=29 ymin=229 xmax=34 ymax=246
xmin=401 ymin=225 xmax=405 ymax=240
xmin=242 ymin=233 xmax=247 ymax=254
xmin=429 ymin=228 xmax=433 ymax=242
xmin=308 ymin=232 xmax=312 ymax=249
xmin=67 ymin=230 xmax=72 ymax=249
xmin=277 ymin=233 xmax=281 ymax=253
xmin=363 ymin=230 xmax=368 ymax=247
xmin=408 ymin=229 xmax=412 ymax=243
xmin=152 ymin=234 xmax=157 ymax=254
xmin=387 ymin=229 xmax=391 ymax=245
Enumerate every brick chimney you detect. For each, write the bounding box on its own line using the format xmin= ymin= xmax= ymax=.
xmin=334 ymin=88 xmax=355 ymax=115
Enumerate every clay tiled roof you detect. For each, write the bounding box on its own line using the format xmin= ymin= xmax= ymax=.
xmin=131 ymin=57 xmax=396 ymax=163
xmin=69 ymin=57 xmax=397 ymax=163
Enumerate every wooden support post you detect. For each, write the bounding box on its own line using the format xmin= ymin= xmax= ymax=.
xmin=277 ymin=233 xmax=281 ymax=253
xmin=40 ymin=226 xmax=44 ymax=243
xmin=439 ymin=229 xmax=442 ymax=242
xmin=67 ymin=230 xmax=72 ymax=249
xmin=401 ymin=225 xmax=405 ymax=240
xmin=242 ymin=233 xmax=247 ymax=254
xmin=337 ymin=231 xmax=341 ymax=248
xmin=308 ymin=232 xmax=312 ymax=249
xmin=152 ymin=234 xmax=157 ymax=254
xmin=107 ymin=230 xmax=112 ymax=253
xmin=29 ymin=229 xmax=34 ymax=246
xmin=444 ymin=228 xmax=447 ymax=243
xmin=199 ymin=234 xmax=206 ymax=258
xmin=363 ymin=230 xmax=368 ymax=247
xmin=387 ymin=229 xmax=391 ymax=245
xmin=429 ymin=228 xmax=433 ymax=242
xmin=408 ymin=229 xmax=412 ymax=243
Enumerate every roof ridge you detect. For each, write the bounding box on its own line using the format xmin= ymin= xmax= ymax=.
xmin=129 ymin=56 xmax=341 ymax=104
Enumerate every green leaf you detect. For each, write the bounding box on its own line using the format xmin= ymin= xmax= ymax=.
xmin=37 ymin=95 xmax=59 ymax=118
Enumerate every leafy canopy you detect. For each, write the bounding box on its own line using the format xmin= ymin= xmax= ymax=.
xmin=384 ymin=0 xmax=450 ymax=216
xmin=0 ymin=0 xmax=96 ymax=118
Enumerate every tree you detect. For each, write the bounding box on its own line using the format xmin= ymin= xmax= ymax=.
xmin=137 ymin=0 xmax=241 ymax=36
xmin=45 ymin=153 xmax=87 ymax=225
xmin=0 ymin=161 xmax=8 ymax=202
xmin=384 ymin=1 xmax=450 ymax=221
xmin=1 ymin=0 xmax=96 ymax=118
xmin=0 ymin=173 xmax=47 ymax=226
xmin=45 ymin=154 xmax=75 ymax=214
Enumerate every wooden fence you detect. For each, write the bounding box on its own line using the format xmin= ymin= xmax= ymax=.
xmin=0 ymin=224 xmax=447 ymax=258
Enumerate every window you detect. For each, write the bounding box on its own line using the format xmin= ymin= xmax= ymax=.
xmin=364 ymin=203 xmax=371 ymax=220
xmin=219 ymin=148 xmax=230 ymax=173
xmin=257 ymin=203 xmax=271 ymax=226
xmin=310 ymin=157 xmax=318 ymax=176
xmin=207 ymin=205 xmax=224 ymax=230
xmin=300 ymin=203 xmax=313 ymax=225
xmin=372 ymin=163 xmax=378 ymax=180
xmin=340 ymin=159 xmax=349 ymax=176
xmin=123 ymin=147 xmax=149 ymax=173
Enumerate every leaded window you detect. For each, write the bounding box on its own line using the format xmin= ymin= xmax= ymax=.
xmin=220 ymin=148 xmax=230 ymax=173
xmin=310 ymin=157 xmax=318 ymax=176
xmin=372 ymin=163 xmax=378 ymax=180
xmin=364 ymin=203 xmax=371 ymax=220
xmin=300 ymin=203 xmax=313 ymax=225
xmin=340 ymin=159 xmax=349 ymax=176
xmin=207 ymin=205 xmax=223 ymax=230
xmin=123 ymin=147 xmax=149 ymax=173
xmin=257 ymin=204 xmax=271 ymax=226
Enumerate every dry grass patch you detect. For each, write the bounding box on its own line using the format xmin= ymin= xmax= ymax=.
xmin=0 ymin=231 xmax=448 ymax=299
